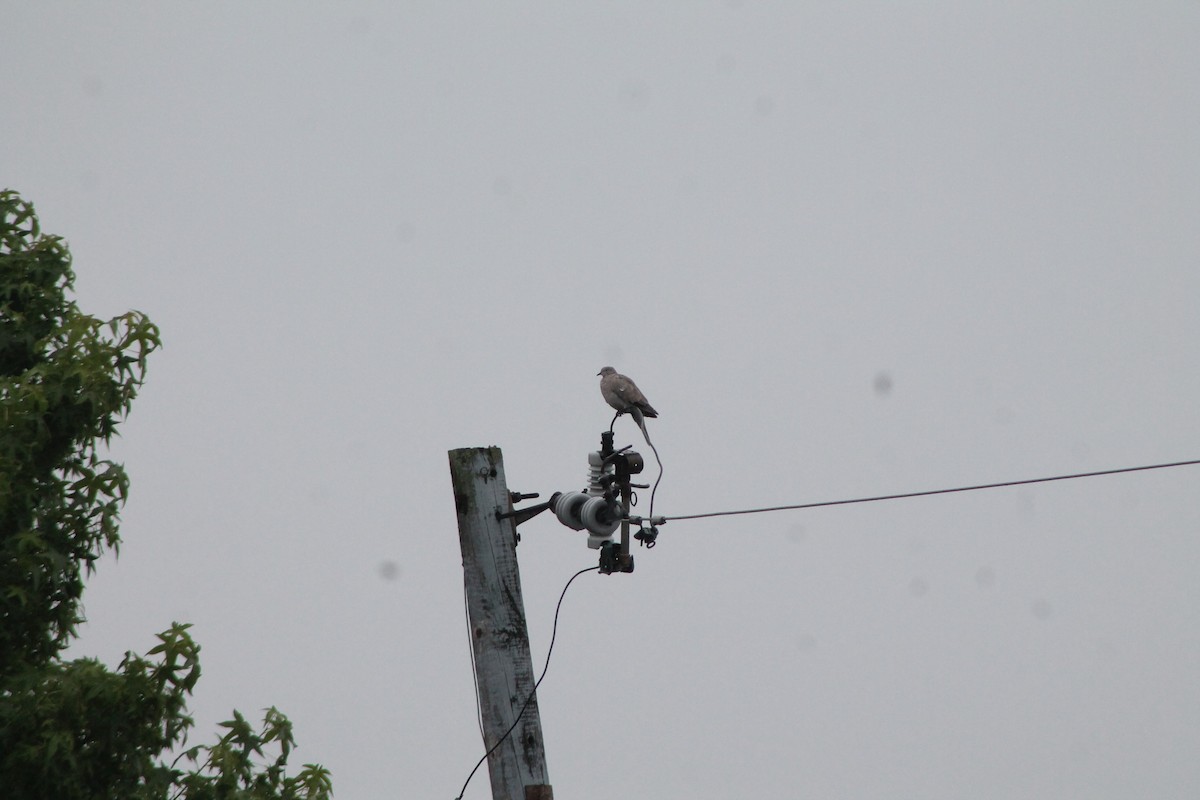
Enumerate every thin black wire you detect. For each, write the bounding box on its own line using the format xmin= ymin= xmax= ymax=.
xmin=454 ymin=565 xmax=600 ymax=800
xmin=643 ymin=427 xmax=663 ymax=523
xmin=462 ymin=584 xmax=485 ymax=739
xmin=661 ymin=458 xmax=1200 ymax=522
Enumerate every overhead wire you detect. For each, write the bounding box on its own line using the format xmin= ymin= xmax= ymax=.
xmin=454 ymin=565 xmax=600 ymax=800
xmin=657 ymin=458 xmax=1200 ymax=523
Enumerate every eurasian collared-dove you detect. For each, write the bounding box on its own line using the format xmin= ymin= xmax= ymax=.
xmin=598 ymin=366 xmax=658 ymax=430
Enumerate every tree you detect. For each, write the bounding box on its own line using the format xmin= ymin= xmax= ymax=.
xmin=0 ymin=190 xmax=332 ymax=800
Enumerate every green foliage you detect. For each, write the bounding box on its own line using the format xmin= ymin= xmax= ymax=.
xmin=1 ymin=189 xmax=159 ymax=674
xmin=174 ymin=707 xmax=334 ymax=800
xmin=0 ymin=624 xmax=196 ymax=800
xmin=0 ymin=191 xmax=331 ymax=799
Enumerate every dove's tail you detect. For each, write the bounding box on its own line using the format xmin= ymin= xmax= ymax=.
xmin=630 ymin=407 xmax=653 ymax=448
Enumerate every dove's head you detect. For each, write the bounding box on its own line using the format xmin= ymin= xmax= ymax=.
xmin=597 ymin=366 xmax=617 ymax=377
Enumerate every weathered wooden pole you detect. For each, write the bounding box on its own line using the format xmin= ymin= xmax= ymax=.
xmin=449 ymin=447 xmax=553 ymax=800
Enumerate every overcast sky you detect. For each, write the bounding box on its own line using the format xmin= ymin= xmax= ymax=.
xmin=4 ymin=3 xmax=1199 ymax=798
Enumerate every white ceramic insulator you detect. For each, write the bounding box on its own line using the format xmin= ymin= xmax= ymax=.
xmin=585 ymin=450 xmax=613 ymax=496
xmin=553 ymin=491 xmax=590 ymax=531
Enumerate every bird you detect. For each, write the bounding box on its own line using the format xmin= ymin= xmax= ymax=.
xmin=598 ymin=366 xmax=658 ymax=433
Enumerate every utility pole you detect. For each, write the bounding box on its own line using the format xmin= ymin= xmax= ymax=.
xmin=449 ymin=447 xmax=553 ymax=800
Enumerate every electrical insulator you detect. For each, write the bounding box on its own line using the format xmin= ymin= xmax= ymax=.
xmin=551 ymin=491 xmax=620 ymax=547
xmin=579 ymin=496 xmax=620 ymax=547
xmin=553 ymin=491 xmax=589 ymax=531
xmin=550 ymin=449 xmax=621 ymax=548
xmin=585 ymin=450 xmax=612 ymax=496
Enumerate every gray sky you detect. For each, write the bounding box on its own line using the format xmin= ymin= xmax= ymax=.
xmin=4 ymin=4 xmax=1199 ymax=798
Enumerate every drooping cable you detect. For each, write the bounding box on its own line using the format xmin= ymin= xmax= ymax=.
xmin=640 ymin=423 xmax=664 ymax=523
xmin=454 ymin=565 xmax=600 ymax=800
xmin=608 ymin=410 xmax=665 ymax=524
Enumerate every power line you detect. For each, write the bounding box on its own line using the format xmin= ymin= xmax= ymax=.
xmin=454 ymin=565 xmax=599 ymax=800
xmin=659 ymin=458 xmax=1200 ymax=523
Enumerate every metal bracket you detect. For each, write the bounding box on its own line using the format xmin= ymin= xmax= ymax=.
xmin=598 ymin=540 xmax=634 ymax=574
xmin=496 ymin=491 xmax=552 ymax=545
xmin=633 ymin=525 xmax=659 ymax=548
xmin=497 ymin=496 xmax=551 ymax=525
